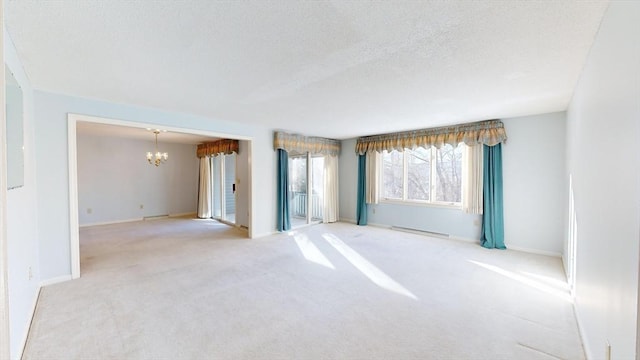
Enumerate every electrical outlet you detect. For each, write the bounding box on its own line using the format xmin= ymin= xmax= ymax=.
xmin=473 ymin=219 xmax=480 ymax=226
xmin=87 ymin=208 xmax=92 ymax=214
xmin=28 ymin=266 xmax=33 ymax=280
xmin=372 ymin=207 xmax=376 ymax=214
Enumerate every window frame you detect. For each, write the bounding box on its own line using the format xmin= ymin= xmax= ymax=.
xmin=379 ymin=145 xmax=463 ymax=208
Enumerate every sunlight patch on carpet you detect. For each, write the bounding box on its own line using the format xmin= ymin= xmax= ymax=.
xmin=469 ymin=260 xmax=572 ymax=302
xmin=322 ymin=233 xmax=418 ymax=300
xmin=292 ymin=232 xmax=335 ymax=269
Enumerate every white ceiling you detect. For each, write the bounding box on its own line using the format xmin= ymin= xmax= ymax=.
xmin=6 ymin=1 xmax=609 ymax=140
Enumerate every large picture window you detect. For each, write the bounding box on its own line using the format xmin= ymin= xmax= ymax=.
xmin=381 ymin=143 xmax=463 ymax=205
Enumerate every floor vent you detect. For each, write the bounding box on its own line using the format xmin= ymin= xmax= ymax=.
xmin=391 ymin=226 xmax=449 ymax=238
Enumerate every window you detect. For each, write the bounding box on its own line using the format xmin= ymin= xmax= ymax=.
xmin=381 ymin=143 xmax=463 ymax=205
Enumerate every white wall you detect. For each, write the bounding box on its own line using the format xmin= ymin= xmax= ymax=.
xmin=4 ymin=29 xmax=40 ymax=359
xmin=338 ymin=138 xmax=358 ymax=222
xmin=502 ymin=112 xmax=566 ymax=255
xmin=339 ymin=112 xmax=566 ymax=254
xmin=34 ymin=91 xmax=276 ymax=281
xmin=77 ymin=134 xmax=198 ymax=226
xmin=565 ymin=2 xmax=640 ymax=359
xmin=235 ymin=140 xmax=250 ymax=228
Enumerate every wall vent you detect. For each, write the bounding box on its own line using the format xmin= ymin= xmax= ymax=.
xmin=144 ymin=215 xmax=169 ymax=221
xmin=390 ymin=226 xmax=449 ymax=238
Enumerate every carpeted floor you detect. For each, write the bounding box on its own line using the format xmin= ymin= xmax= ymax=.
xmin=23 ymin=218 xmax=584 ymax=359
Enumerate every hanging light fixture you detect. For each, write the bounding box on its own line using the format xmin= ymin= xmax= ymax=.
xmin=146 ymin=129 xmax=168 ymax=166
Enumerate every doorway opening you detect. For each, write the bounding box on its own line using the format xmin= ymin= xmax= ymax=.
xmin=68 ymin=113 xmax=253 ymax=279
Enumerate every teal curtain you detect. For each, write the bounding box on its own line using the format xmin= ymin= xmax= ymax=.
xmin=481 ymin=144 xmax=506 ymax=249
xmin=277 ymin=149 xmax=291 ymax=231
xmin=356 ymin=154 xmax=368 ymax=225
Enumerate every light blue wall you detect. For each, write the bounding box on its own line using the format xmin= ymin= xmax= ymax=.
xmin=338 ymin=138 xmax=358 ymax=222
xmin=77 ymin=134 xmax=199 ymax=225
xmin=502 ymin=112 xmax=566 ymax=255
xmin=4 ymin=28 xmax=40 ymax=359
xmin=565 ymin=2 xmax=640 ymax=358
xmin=338 ymin=139 xmax=482 ymax=241
xmin=34 ymin=91 xmax=276 ymax=281
xmin=368 ymin=203 xmax=481 ymax=239
xmin=339 ymin=112 xmax=567 ymax=254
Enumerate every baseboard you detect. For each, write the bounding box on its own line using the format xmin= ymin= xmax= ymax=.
xmin=79 ymin=218 xmax=142 ymax=228
xmin=18 ymin=285 xmax=41 ymax=360
xmin=143 ymin=215 xmax=169 ymax=221
xmin=368 ymin=221 xmax=391 ymax=229
xmin=39 ymin=275 xmax=73 ymax=287
xmin=235 ymin=224 xmax=249 ymax=233
xmin=386 ymin=225 xmax=480 ymax=244
xmin=169 ymin=212 xmax=197 ymax=218
xmin=449 ymin=235 xmax=480 ymax=244
xmin=505 ymin=244 xmax=562 ymax=258
xmin=251 ymin=230 xmax=279 ymax=239
xmin=342 ymin=220 xmax=559 ymax=256
xmin=339 ymin=218 xmax=356 ymax=224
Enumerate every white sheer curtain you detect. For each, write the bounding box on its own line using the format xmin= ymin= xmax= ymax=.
xmin=462 ymin=144 xmax=483 ymax=214
xmin=197 ymin=157 xmax=212 ymax=218
xmin=323 ymin=155 xmax=339 ymax=223
xmin=365 ymin=151 xmax=379 ymax=204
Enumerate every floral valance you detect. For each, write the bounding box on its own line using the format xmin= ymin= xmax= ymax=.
xmin=197 ymin=139 xmax=239 ymax=158
xmin=355 ymin=119 xmax=507 ymax=155
xmin=274 ymin=131 xmax=341 ymax=156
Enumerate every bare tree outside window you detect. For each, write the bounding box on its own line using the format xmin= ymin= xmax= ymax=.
xmin=435 ymin=144 xmax=462 ymax=202
xmin=407 ymin=148 xmax=430 ymax=201
xmin=380 ymin=144 xmax=463 ymax=204
xmin=382 ymin=150 xmax=403 ymax=199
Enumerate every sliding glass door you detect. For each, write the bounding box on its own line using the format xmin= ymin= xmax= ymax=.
xmin=223 ymin=153 xmax=236 ymax=223
xmin=310 ymin=155 xmax=324 ymax=222
xmin=210 ymin=153 xmax=236 ymax=224
xmin=289 ymin=155 xmax=307 ymax=227
xmin=288 ymin=153 xmax=324 ymax=227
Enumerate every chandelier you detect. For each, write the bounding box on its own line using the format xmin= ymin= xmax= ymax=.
xmin=146 ymin=129 xmax=168 ymax=166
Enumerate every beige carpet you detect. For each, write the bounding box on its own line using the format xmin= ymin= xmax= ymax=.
xmin=23 ymin=218 xmax=584 ymax=359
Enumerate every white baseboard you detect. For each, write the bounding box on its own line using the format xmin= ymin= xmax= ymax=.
xmin=79 ymin=218 xmax=142 ymax=228
xmin=449 ymin=235 xmax=480 ymax=244
xmin=169 ymin=212 xmax=197 ymax=218
xmin=251 ymin=230 xmax=279 ymax=239
xmin=346 ymin=221 xmax=559 ymax=257
xmin=18 ymin=285 xmax=41 ymax=360
xmin=505 ymin=244 xmax=562 ymax=258
xmin=339 ymin=218 xmax=356 ymax=224
xmin=39 ymin=275 xmax=73 ymax=287
xmin=561 ymin=254 xmax=569 ymax=279
xmin=367 ymin=221 xmax=391 ymax=229
xmin=385 ymin=224 xmax=479 ymax=244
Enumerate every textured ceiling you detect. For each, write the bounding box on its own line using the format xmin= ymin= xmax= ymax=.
xmin=6 ymin=1 xmax=609 ymax=139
